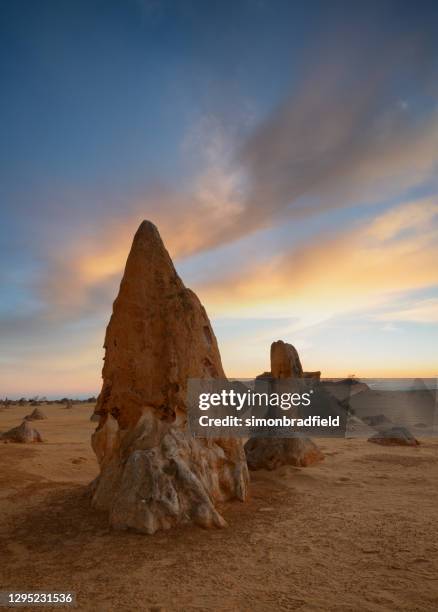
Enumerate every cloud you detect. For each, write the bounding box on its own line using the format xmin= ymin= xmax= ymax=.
xmin=37 ymin=124 xmax=248 ymax=316
xmin=10 ymin=196 xmax=434 ymax=391
xmin=196 ymin=199 xmax=438 ymax=325
xmin=368 ymin=200 xmax=438 ymax=241
xmin=240 ymin=43 xmax=438 ymax=221
xmin=33 ymin=17 xmax=438 ymax=320
xmin=3 ymin=8 xmax=438 ymax=391
xmin=376 ymin=298 xmax=438 ymax=323
xmin=6 ymin=14 xmax=438 ymax=347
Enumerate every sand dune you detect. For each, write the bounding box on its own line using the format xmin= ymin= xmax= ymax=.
xmin=1 ymin=402 xmax=438 ymax=611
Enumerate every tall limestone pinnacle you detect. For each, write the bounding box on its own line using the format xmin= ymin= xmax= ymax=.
xmin=96 ymin=220 xmax=225 ymax=430
xmin=91 ymin=220 xmax=248 ymax=534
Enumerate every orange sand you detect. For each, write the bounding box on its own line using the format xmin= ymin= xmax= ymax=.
xmin=1 ymin=403 xmax=438 ymax=611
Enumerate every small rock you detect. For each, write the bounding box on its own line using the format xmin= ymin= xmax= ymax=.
xmin=1 ymin=420 xmax=43 ymax=443
xmin=368 ymin=426 xmax=419 ymax=447
xmin=25 ymin=407 xmax=47 ymax=421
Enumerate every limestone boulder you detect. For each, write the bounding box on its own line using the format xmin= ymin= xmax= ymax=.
xmin=1 ymin=420 xmax=43 ymax=443
xmin=368 ymin=426 xmax=419 ymax=447
xmin=25 ymin=407 xmax=47 ymax=421
xmin=90 ymin=221 xmax=248 ymax=534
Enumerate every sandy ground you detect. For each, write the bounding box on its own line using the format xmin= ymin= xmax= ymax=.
xmin=1 ymin=403 xmax=438 ymax=612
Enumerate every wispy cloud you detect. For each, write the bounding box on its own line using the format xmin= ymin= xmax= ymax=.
xmin=3 ymin=14 xmax=438 ymax=392
xmin=31 ymin=20 xmax=438 ymax=321
xmin=376 ymin=298 xmax=438 ymax=323
xmin=196 ymin=199 xmax=438 ymax=325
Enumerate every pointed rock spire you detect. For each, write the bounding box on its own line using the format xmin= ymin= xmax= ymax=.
xmin=91 ymin=221 xmax=248 ymax=534
xmin=25 ymin=407 xmax=47 ymax=421
xmin=95 ymin=219 xmax=225 ymax=430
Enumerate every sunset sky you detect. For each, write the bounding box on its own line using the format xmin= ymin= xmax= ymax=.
xmin=1 ymin=0 xmax=438 ymax=397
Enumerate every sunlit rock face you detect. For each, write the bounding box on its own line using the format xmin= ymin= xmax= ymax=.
xmin=91 ymin=221 xmax=248 ymax=534
xmin=270 ymin=340 xmax=303 ymax=379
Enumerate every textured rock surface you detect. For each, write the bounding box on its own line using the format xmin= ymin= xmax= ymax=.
xmin=25 ymin=407 xmax=47 ymax=421
xmin=368 ymin=426 xmax=419 ymax=447
xmin=245 ymin=437 xmax=324 ymax=470
xmin=1 ymin=420 xmax=43 ymax=443
xmin=91 ymin=221 xmax=248 ymax=534
xmin=270 ymin=340 xmax=303 ymax=378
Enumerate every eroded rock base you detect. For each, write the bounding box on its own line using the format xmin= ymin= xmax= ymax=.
xmin=91 ymin=416 xmax=248 ymax=534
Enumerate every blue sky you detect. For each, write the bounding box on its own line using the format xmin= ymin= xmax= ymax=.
xmin=1 ymin=0 xmax=438 ymax=397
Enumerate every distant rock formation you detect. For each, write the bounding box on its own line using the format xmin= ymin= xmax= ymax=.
xmin=25 ymin=407 xmax=47 ymax=421
xmin=246 ymin=340 xmax=324 ymax=470
xmin=303 ymin=371 xmax=321 ymax=381
xmin=255 ymin=371 xmax=273 ymax=382
xmin=368 ymin=426 xmax=419 ymax=446
xmin=256 ymin=343 xmax=321 ymax=382
xmin=271 ymin=340 xmax=303 ymax=378
xmin=90 ymin=221 xmax=248 ymax=534
xmin=1 ymin=420 xmax=43 ymax=443
xmin=322 ymin=378 xmax=369 ymax=403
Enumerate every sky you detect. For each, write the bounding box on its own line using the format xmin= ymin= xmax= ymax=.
xmin=1 ymin=0 xmax=438 ymax=397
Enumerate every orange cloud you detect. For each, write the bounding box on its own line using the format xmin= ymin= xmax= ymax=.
xmin=196 ymin=199 xmax=438 ymax=326
xmin=36 ymin=49 xmax=438 ymax=319
xmin=376 ymin=298 xmax=438 ymax=323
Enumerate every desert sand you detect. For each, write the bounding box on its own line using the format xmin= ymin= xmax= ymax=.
xmin=1 ymin=401 xmax=438 ymax=611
